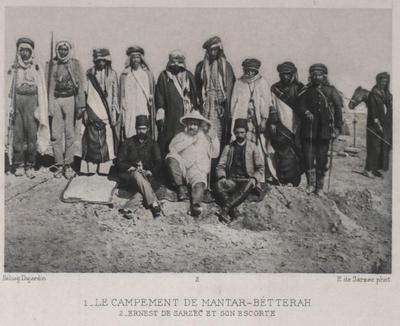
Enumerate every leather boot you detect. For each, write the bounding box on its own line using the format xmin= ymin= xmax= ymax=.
xmin=315 ymin=170 xmax=325 ymax=195
xmin=229 ymin=207 xmax=240 ymax=221
xmin=218 ymin=179 xmax=254 ymax=223
xmin=190 ymin=182 xmax=205 ymax=217
xmin=305 ymin=169 xmax=316 ymax=194
xmin=177 ymin=185 xmax=188 ymax=201
xmin=213 ymin=184 xmax=230 ymax=206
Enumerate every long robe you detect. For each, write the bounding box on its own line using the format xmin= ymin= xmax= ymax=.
xmin=365 ymin=85 xmax=392 ymax=171
xmin=195 ymin=58 xmax=235 ymax=147
xmin=270 ymin=81 xmax=304 ymax=184
xmin=155 ymin=69 xmax=198 ymax=157
xmin=81 ymin=71 xmax=118 ymax=174
xmin=230 ymin=75 xmax=276 ymax=180
xmin=120 ymin=66 xmax=156 ymax=140
xmin=6 ymin=61 xmax=50 ymax=165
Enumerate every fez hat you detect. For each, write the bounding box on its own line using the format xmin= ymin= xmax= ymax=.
xmin=242 ymin=58 xmax=261 ymax=70
xmin=135 ymin=115 xmax=150 ymax=128
xmin=277 ymin=61 xmax=297 ymax=73
xmin=202 ymin=36 xmax=223 ymax=50
xmin=309 ymin=63 xmax=328 ymax=74
xmin=126 ymin=45 xmax=144 ymax=56
xmin=16 ymin=37 xmax=34 ymax=49
xmin=93 ymin=48 xmax=111 ymax=62
xmin=233 ymin=118 xmax=249 ymax=131
xmin=180 ymin=110 xmax=211 ymax=127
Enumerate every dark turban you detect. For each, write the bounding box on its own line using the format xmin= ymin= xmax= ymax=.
xmin=126 ymin=46 xmax=144 ymax=57
xmin=136 ymin=115 xmax=149 ymax=128
xmin=242 ymin=58 xmax=261 ymax=71
xmin=309 ymin=63 xmax=328 ymax=75
xmin=233 ymin=118 xmax=248 ymax=131
xmin=376 ymin=72 xmax=390 ymax=81
xmin=93 ymin=48 xmax=111 ymax=61
xmin=16 ymin=37 xmax=34 ymax=49
xmin=202 ymin=36 xmax=223 ymax=50
xmin=277 ymin=61 xmax=297 ymax=74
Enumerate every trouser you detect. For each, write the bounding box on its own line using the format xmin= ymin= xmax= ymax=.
xmin=166 ymin=157 xmax=184 ymax=187
xmin=165 ymin=157 xmax=207 ymax=187
xmin=302 ymin=138 xmax=330 ymax=175
xmin=13 ymin=94 xmax=38 ymax=168
xmin=120 ymin=171 xmax=157 ymax=207
xmin=52 ymin=96 xmax=76 ymax=165
xmin=214 ymin=178 xmax=255 ymax=209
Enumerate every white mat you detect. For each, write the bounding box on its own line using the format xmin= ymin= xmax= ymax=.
xmin=61 ymin=174 xmax=117 ymax=205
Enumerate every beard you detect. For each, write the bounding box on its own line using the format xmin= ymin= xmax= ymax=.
xmin=236 ymin=136 xmax=245 ymax=143
xmin=137 ymin=133 xmax=147 ymax=140
xmin=168 ymin=65 xmax=184 ymax=75
xmin=131 ymin=62 xmax=140 ymax=70
xmin=188 ymin=128 xmax=198 ymax=136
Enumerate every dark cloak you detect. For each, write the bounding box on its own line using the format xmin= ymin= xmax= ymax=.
xmin=81 ymin=72 xmax=118 ymax=164
xmin=155 ymin=69 xmax=198 ymax=157
xmin=365 ymin=85 xmax=392 ymax=171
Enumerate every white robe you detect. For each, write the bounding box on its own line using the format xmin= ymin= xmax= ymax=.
xmin=230 ymin=76 xmax=274 ymax=155
xmin=122 ymin=67 xmax=150 ymax=138
xmin=166 ymin=130 xmax=220 ymax=186
xmin=270 ymin=92 xmax=300 ymax=134
xmin=6 ymin=62 xmax=50 ymax=164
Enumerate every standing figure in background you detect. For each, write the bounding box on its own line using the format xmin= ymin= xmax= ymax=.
xmin=7 ymin=37 xmax=50 ymax=178
xmin=48 ymin=40 xmax=86 ymax=179
xmin=81 ymin=48 xmax=119 ymax=175
xmin=195 ymin=36 xmax=235 ymax=148
xmin=363 ymin=72 xmax=392 ymax=178
xmin=155 ymin=50 xmax=198 ymax=157
xmin=120 ymin=46 xmax=156 ymax=140
xmin=269 ymin=61 xmax=304 ymax=186
xmin=230 ymin=58 xmax=274 ymax=182
xmin=297 ymin=64 xmax=343 ymax=195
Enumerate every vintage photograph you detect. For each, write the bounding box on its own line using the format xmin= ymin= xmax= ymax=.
xmin=4 ymin=6 xmax=392 ymax=273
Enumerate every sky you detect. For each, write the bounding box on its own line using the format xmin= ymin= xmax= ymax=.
xmin=4 ymin=7 xmax=392 ymax=100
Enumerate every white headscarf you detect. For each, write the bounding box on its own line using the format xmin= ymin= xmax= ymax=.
xmin=55 ymin=40 xmax=73 ymax=63
xmin=17 ymin=42 xmax=34 ymax=69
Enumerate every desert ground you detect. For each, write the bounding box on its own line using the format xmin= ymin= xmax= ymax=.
xmin=4 ymin=109 xmax=391 ymax=273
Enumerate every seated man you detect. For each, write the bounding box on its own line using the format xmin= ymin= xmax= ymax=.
xmin=215 ymin=118 xmax=265 ymax=223
xmin=117 ymin=115 xmax=162 ymax=218
xmin=165 ymin=111 xmax=220 ymax=217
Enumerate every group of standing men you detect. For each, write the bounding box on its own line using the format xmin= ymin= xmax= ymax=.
xmin=7 ymin=35 xmax=347 ymax=222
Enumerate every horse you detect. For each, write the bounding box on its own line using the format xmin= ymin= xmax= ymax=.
xmin=348 ymin=86 xmax=370 ymax=110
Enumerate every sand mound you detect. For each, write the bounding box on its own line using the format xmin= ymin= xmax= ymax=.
xmin=235 ymin=187 xmax=342 ymax=234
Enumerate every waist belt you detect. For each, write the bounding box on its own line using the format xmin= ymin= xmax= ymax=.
xmin=16 ymin=84 xmax=37 ymax=96
xmin=54 ymin=90 xmax=75 ymax=98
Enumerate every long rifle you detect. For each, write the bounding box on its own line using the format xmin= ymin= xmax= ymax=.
xmin=327 ymin=137 xmax=334 ymax=192
xmin=47 ymin=32 xmax=54 ymax=139
xmin=6 ymin=53 xmax=19 ymax=167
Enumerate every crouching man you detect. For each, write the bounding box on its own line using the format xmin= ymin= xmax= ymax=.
xmin=214 ymin=118 xmax=265 ymax=223
xmin=117 ymin=115 xmax=162 ymax=218
xmin=165 ymin=111 xmax=220 ymax=217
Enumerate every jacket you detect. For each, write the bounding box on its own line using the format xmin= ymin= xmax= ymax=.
xmin=216 ymin=140 xmax=265 ymax=183
xmin=297 ymin=84 xmax=343 ymax=140
xmin=117 ymin=135 xmax=162 ymax=175
xmin=47 ymin=58 xmax=85 ymax=117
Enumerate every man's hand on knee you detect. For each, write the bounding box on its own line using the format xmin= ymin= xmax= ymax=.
xmin=218 ymin=177 xmax=236 ymax=190
xmin=249 ymin=178 xmax=258 ymax=188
